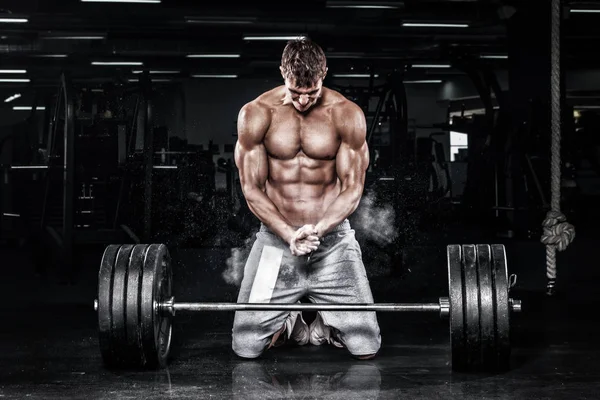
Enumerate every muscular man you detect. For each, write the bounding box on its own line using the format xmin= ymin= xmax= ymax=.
xmin=232 ymin=38 xmax=381 ymax=360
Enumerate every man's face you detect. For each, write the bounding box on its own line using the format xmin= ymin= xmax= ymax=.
xmin=283 ymin=75 xmax=324 ymax=113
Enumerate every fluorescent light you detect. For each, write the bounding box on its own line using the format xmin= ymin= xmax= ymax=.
xmin=0 ymin=18 xmax=28 ymax=23
xmin=327 ymin=5 xmax=398 ymax=8
xmin=0 ymin=79 xmax=30 ymax=83
xmin=480 ymin=55 xmax=508 ymax=59
xmin=128 ymin=78 xmax=172 ymax=82
xmin=404 ymin=80 xmax=442 ymax=83
xmin=574 ymin=105 xmax=600 ymax=109
xmin=82 ymin=0 xmax=160 ymax=2
xmin=92 ymin=61 xmax=143 ymax=66
xmin=42 ymin=35 xmax=105 ymax=40
xmin=333 ymin=74 xmax=379 ymax=78
xmin=570 ymin=9 xmax=600 ymax=13
xmin=13 ymin=106 xmax=45 ymax=111
xmin=412 ymin=64 xmax=451 ymax=68
xmin=403 ymin=23 xmax=469 ymax=28
xmin=192 ymin=74 xmax=238 ymax=78
xmin=4 ymin=93 xmax=21 ymax=103
xmin=186 ymin=54 xmax=241 ymax=58
xmin=185 ymin=17 xmax=255 ymax=25
xmin=243 ymin=35 xmax=307 ymax=41
xmin=325 ymin=1 xmax=400 ymax=8
xmin=132 ymin=70 xmax=180 ymax=74
xmin=0 ymin=69 xmax=27 ymax=74
xmin=32 ymin=54 xmax=68 ymax=58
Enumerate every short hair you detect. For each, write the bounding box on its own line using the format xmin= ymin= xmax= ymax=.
xmin=281 ymin=38 xmax=327 ymax=88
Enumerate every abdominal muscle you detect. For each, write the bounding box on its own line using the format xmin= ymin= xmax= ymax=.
xmin=265 ymin=155 xmax=341 ymax=227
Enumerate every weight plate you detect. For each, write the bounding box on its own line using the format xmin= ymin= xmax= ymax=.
xmin=126 ymin=244 xmax=150 ymax=367
xmin=462 ymin=245 xmax=481 ymax=371
xmin=491 ymin=244 xmax=510 ymax=371
xmin=111 ymin=244 xmax=135 ymax=366
xmin=476 ymin=244 xmax=495 ymax=371
xmin=141 ymin=244 xmax=172 ymax=368
xmin=447 ymin=244 xmax=466 ymax=371
xmin=98 ymin=245 xmax=120 ymax=366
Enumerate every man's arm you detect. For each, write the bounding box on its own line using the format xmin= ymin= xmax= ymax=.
xmin=315 ymin=101 xmax=369 ymax=237
xmin=234 ymin=101 xmax=297 ymax=244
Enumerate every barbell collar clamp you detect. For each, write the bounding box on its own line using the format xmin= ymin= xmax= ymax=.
xmin=509 ymin=298 xmax=522 ymax=313
xmin=439 ymin=297 xmax=450 ymax=319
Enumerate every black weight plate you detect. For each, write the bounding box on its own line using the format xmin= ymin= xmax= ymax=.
xmin=491 ymin=244 xmax=510 ymax=371
xmin=111 ymin=244 xmax=135 ymax=366
xmin=447 ymin=244 xmax=466 ymax=371
xmin=98 ymin=245 xmax=120 ymax=366
xmin=126 ymin=244 xmax=150 ymax=367
xmin=462 ymin=245 xmax=481 ymax=371
xmin=141 ymin=244 xmax=172 ymax=368
xmin=476 ymin=245 xmax=495 ymax=371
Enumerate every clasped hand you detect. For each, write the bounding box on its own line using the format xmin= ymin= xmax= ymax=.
xmin=289 ymin=224 xmax=321 ymax=256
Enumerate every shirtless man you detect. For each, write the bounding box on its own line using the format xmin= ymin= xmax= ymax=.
xmin=232 ymin=38 xmax=381 ymax=360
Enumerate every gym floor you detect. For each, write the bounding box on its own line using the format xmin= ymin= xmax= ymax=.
xmin=1 ymin=223 xmax=599 ymax=400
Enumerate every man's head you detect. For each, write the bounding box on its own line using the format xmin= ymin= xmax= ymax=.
xmin=280 ymin=38 xmax=328 ymax=112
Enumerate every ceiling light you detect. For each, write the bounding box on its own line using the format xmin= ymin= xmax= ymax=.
xmin=480 ymin=55 xmax=508 ymax=59
xmin=4 ymin=93 xmax=21 ymax=103
xmin=325 ymin=1 xmax=401 ymax=8
xmin=44 ymin=36 xmax=105 ymax=40
xmin=13 ymin=106 xmax=45 ymax=110
xmin=412 ymin=64 xmax=451 ymax=68
xmin=570 ymin=9 xmax=600 ymax=13
xmin=132 ymin=70 xmax=180 ymax=74
xmin=92 ymin=61 xmax=143 ymax=66
xmin=0 ymin=79 xmax=30 ymax=83
xmin=333 ymin=74 xmax=379 ymax=78
xmin=185 ymin=17 xmax=255 ymax=24
xmin=243 ymin=35 xmax=307 ymax=41
xmin=32 ymin=54 xmax=68 ymax=58
xmin=0 ymin=18 xmax=28 ymax=23
xmin=404 ymin=80 xmax=442 ymax=83
xmin=192 ymin=74 xmax=238 ymax=78
xmin=42 ymin=33 xmax=105 ymax=40
xmin=0 ymin=69 xmax=27 ymax=74
xmin=403 ymin=23 xmax=469 ymax=28
xmin=186 ymin=54 xmax=241 ymax=58
xmin=81 ymin=0 xmax=160 ymax=2
xmin=128 ymin=78 xmax=172 ymax=82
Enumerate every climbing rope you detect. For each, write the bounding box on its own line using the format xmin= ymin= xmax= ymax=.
xmin=542 ymin=0 xmax=575 ymax=296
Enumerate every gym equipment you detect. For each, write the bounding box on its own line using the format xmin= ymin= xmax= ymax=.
xmin=95 ymin=243 xmax=521 ymax=372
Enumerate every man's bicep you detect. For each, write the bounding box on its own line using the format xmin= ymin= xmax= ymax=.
xmin=235 ymin=103 xmax=270 ymax=191
xmin=337 ymin=140 xmax=369 ymax=188
xmin=336 ymin=104 xmax=369 ymax=187
xmin=235 ymin=140 xmax=268 ymax=191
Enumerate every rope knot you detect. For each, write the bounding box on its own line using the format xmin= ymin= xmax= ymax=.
xmin=541 ymin=211 xmax=575 ymax=251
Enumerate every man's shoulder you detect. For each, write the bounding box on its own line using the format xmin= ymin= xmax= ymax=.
xmin=241 ymin=86 xmax=284 ymax=115
xmin=322 ymin=87 xmax=362 ymax=114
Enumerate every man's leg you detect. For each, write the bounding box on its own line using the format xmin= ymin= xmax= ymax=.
xmin=307 ymin=226 xmax=381 ymax=359
xmin=232 ymin=230 xmax=308 ymax=358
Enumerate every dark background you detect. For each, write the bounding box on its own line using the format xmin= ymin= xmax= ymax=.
xmin=1 ymin=1 xmax=599 ymax=399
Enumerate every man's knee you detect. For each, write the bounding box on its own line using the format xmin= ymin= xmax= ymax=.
xmin=232 ymin=329 xmax=269 ymax=359
xmin=340 ymin=324 xmax=381 ymax=358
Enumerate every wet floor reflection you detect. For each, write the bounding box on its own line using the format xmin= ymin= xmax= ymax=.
xmin=231 ymin=361 xmax=381 ymax=400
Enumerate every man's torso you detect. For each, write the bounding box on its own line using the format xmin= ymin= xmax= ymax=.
xmin=257 ymin=87 xmax=347 ymax=226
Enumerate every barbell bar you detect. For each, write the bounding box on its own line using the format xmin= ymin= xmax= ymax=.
xmin=94 ymin=296 xmax=521 ymax=316
xmin=95 ymin=243 xmax=522 ymax=372
xmin=5 ymin=164 xmax=178 ymax=170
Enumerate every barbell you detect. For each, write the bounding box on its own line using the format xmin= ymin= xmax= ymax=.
xmin=95 ymin=243 xmax=521 ymax=372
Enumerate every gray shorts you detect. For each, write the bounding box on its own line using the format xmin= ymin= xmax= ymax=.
xmin=231 ymin=220 xmax=381 ymax=358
